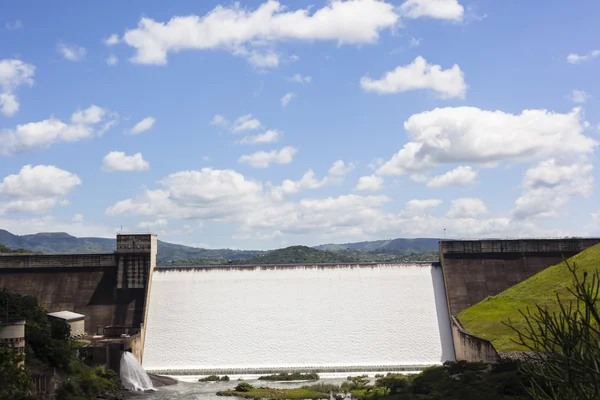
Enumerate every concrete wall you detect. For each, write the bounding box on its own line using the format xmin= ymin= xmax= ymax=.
xmin=439 ymin=238 xmax=600 ymax=315
xmin=0 ymin=234 xmax=157 ymax=343
xmin=450 ymin=316 xmax=499 ymax=363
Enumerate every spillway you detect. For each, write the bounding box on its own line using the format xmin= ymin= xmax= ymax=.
xmin=142 ymin=263 xmax=454 ymax=374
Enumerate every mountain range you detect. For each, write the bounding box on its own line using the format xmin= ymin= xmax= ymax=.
xmin=0 ymin=229 xmax=439 ymax=264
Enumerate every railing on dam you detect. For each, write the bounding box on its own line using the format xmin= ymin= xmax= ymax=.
xmin=147 ymin=364 xmax=436 ymax=376
xmin=439 ymin=238 xmax=600 ymax=254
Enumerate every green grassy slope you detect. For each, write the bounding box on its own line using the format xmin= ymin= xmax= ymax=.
xmin=457 ymin=243 xmax=600 ymax=352
xmin=239 ymin=246 xmax=355 ymax=264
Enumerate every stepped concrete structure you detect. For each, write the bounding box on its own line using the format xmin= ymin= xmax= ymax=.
xmin=0 ymin=234 xmax=156 ymax=363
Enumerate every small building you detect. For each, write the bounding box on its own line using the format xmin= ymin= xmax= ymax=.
xmin=47 ymin=311 xmax=85 ymax=338
xmin=0 ymin=319 xmax=26 ymax=366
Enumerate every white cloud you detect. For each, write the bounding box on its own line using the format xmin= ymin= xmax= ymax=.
xmin=569 ymin=89 xmax=590 ymax=103
xmin=399 ymin=0 xmax=464 ymax=21
xmin=0 ymin=105 xmax=116 ymax=155
xmin=289 ymin=74 xmax=312 ymax=84
xmin=237 ymin=129 xmax=281 ymax=144
xmin=72 ymin=213 xmax=84 ymax=222
xmin=377 ymin=107 xmax=596 ymax=176
xmin=5 ymin=20 xmax=22 ymax=30
xmin=409 ymin=36 xmax=422 ymax=47
xmin=121 ymin=0 xmax=400 ymax=66
xmin=593 ymin=211 xmax=600 ymax=222
xmin=102 ymin=151 xmax=150 ymax=172
xmin=106 ymin=55 xmax=118 ymax=66
xmin=0 ymin=59 xmax=35 ymax=117
xmin=355 ymin=175 xmax=384 ymax=192
xmin=513 ymin=158 xmax=593 ymax=219
xmin=270 ymin=170 xmax=329 ymax=200
xmin=137 ymin=219 xmax=168 ymax=229
xmin=446 ymin=198 xmax=487 ymax=218
xmin=329 ymin=160 xmax=355 ymax=176
xmin=210 ymin=114 xmax=229 ymax=128
xmin=57 ymin=42 xmax=86 ymax=61
xmin=231 ymin=114 xmax=261 ymax=132
xmin=281 ymin=92 xmax=295 ymax=107
xmin=0 ymin=165 xmax=81 ymax=214
xmin=360 ymin=56 xmax=467 ymax=98
xmin=289 ymin=55 xmax=300 ymax=62
xmin=405 ymin=198 xmax=442 ymax=214
xmin=126 ymin=116 xmax=155 ymax=135
xmin=427 ymin=165 xmax=477 ymax=188
xmin=239 ymin=146 xmax=297 ymax=168
xmin=567 ymin=50 xmax=600 ymax=64
xmin=104 ymin=34 xmax=120 ymax=46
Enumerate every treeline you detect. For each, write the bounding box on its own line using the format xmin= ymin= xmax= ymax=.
xmin=0 ymin=290 xmax=122 ymax=400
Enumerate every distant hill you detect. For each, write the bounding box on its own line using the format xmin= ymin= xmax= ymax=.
xmin=458 ymin=243 xmax=600 ymax=352
xmin=314 ymin=238 xmax=439 ymax=254
xmin=0 ymin=229 xmax=439 ymax=265
xmin=0 ymin=230 xmax=263 ymax=263
xmin=239 ymin=246 xmax=355 ymax=265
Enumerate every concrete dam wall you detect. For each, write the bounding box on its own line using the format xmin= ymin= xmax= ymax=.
xmin=0 ymin=234 xmax=157 ymax=337
xmin=142 ymin=263 xmax=455 ymax=375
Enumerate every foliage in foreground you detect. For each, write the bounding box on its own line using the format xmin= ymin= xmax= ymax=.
xmin=258 ymin=372 xmax=319 ymax=381
xmin=458 ymin=243 xmax=600 ymax=352
xmin=0 ymin=289 xmax=122 ymax=399
xmin=218 ymin=386 xmax=328 ymax=399
xmin=506 ymin=261 xmax=600 ymax=400
xmin=199 ymin=374 xmax=230 ymax=381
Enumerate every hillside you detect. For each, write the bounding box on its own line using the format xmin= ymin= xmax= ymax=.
xmin=457 ymin=243 xmax=600 ymax=352
xmin=314 ymin=238 xmax=439 ymax=254
xmin=0 ymin=230 xmax=263 ymax=263
xmin=238 ymin=246 xmax=355 ymax=264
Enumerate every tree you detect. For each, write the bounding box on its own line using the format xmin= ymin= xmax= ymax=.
xmin=506 ymin=261 xmax=600 ymax=400
xmin=346 ymin=375 xmax=370 ymax=390
xmin=375 ymin=373 xmax=408 ymax=395
xmin=0 ymin=346 xmax=34 ymax=400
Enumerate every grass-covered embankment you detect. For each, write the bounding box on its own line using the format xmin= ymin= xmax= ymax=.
xmin=217 ymin=387 xmax=328 ymax=399
xmin=457 ymin=243 xmax=600 ymax=352
xmin=258 ymin=372 xmax=319 ymax=381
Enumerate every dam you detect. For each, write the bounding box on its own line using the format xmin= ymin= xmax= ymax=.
xmin=2 ymin=234 xmax=600 ymax=371
xmin=142 ymin=263 xmax=454 ymax=375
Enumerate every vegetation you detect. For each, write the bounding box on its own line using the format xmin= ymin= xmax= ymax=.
xmin=234 ymin=382 xmax=255 ymax=392
xmin=507 ymin=261 xmax=600 ymax=399
xmin=199 ymin=375 xmax=230 ymax=381
xmin=239 ymin=246 xmax=355 ymax=264
xmin=258 ymin=372 xmax=319 ymax=381
xmin=219 ymin=362 xmax=531 ymax=400
xmin=457 ymin=243 xmax=600 ymax=352
xmin=0 ymin=289 xmax=123 ymax=399
xmin=0 ymin=346 xmax=34 ymax=400
xmin=0 ymin=244 xmax=30 ymax=253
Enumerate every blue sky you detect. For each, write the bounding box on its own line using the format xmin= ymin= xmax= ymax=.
xmin=0 ymin=0 xmax=599 ymax=249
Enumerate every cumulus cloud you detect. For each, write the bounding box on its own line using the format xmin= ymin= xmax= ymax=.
xmin=281 ymin=92 xmax=295 ymax=107
xmin=399 ymin=0 xmax=464 ymax=21
xmin=210 ymin=114 xmax=229 ymax=128
xmin=138 ymin=219 xmax=168 ymax=229
xmin=329 ymin=160 xmax=355 ymax=176
xmin=5 ymin=20 xmax=22 ymax=30
xmin=57 ymin=42 xmax=86 ymax=61
xmin=237 ymin=129 xmax=281 ymax=144
xmin=231 ymin=114 xmax=261 ymax=132
xmin=72 ymin=213 xmax=84 ymax=222
xmin=120 ymin=0 xmax=400 ymax=66
xmin=0 ymin=165 xmax=81 ymax=214
xmin=289 ymin=74 xmax=312 ymax=84
xmin=0 ymin=105 xmax=116 ymax=155
xmin=270 ymin=170 xmax=329 ymax=200
xmin=355 ymin=175 xmax=384 ymax=192
xmin=126 ymin=116 xmax=155 ymax=135
xmin=377 ymin=107 xmax=596 ymax=176
xmin=409 ymin=36 xmax=422 ymax=47
xmin=446 ymin=198 xmax=487 ymax=218
xmin=567 ymin=50 xmax=600 ymax=64
xmin=104 ymin=34 xmax=120 ymax=46
xmin=0 ymin=59 xmax=35 ymax=116
xmin=106 ymin=55 xmax=118 ymax=66
xmin=360 ymin=56 xmax=467 ymax=98
xmin=513 ymin=158 xmax=593 ymax=219
xmin=427 ymin=165 xmax=477 ymax=188
xmin=239 ymin=146 xmax=297 ymax=168
xmin=569 ymin=89 xmax=590 ymax=103
xmin=405 ymin=198 xmax=442 ymax=213
xmin=102 ymin=151 xmax=150 ymax=172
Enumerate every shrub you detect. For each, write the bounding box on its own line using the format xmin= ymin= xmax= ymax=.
xmin=235 ymin=382 xmax=254 ymax=392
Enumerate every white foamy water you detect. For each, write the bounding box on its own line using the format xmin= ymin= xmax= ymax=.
xmin=143 ymin=264 xmax=454 ymax=372
xmin=121 ymin=351 xmax=154 ymax=391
